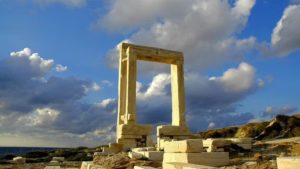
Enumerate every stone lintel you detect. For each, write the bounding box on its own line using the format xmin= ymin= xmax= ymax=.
xmin=119 ymin=43 xmax=183 ymax=65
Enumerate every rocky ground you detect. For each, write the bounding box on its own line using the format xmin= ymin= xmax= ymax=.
xmin=0 ymin=114 xmax=299 ymax=169
xmin=91 ymin=139 xmax=300 ymax=169
xmin=0 ymin=147 xmax=91 ymax=169
xmin=93 ymin=152 xmax=162 ymax=169
xmin=0 ymin=161 xmax=81 ymax=169
xmin=0 ymin=139 xmax=299 ymax=169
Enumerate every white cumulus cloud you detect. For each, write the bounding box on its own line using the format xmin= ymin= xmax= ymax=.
xmin=210 ymin=62 xmax=256 ymax=92
xmin=32 ymin=107 xmax=60 ymax=126
xmin=271 ymin=4 xmax=300 ymax=56
xmin=83 ymin=82 xmax=101 ymax=93
xmin=132 ymin=62 xmax=262 ymax=130
xmin=55 ymin=64 xmax=68 ymax=72
xmin=104 ymin=0 xmax=257 ymax=72
xmin=10 ymin=48 xmax=54 ymax=75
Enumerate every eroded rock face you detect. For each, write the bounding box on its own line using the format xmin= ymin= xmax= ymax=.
xmin=256 ymin=114 xmax=300 ymax=140
xmin=198 ymin=114 xmax=300 ymax=140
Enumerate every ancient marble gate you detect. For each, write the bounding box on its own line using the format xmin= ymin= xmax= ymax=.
xmin=116 ymin=43 xmax=190 ymax=150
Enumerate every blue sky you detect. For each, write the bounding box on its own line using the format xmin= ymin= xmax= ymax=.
xmin=0 ymin=0 xmax=300 ymax=147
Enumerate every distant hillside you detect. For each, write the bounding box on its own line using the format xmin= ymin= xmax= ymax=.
xmin=199 ymin=113 xmax=300 ymax=140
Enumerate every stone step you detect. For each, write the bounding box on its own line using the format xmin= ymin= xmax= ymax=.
xmin=163 ymin=162 xmax=218 ymax=169
xmin=128 ymin=151 xmax=164 ymax=161
xmin=203 ymin=139 xmax=231 ymax=148
xmin=80 ymin=161 xmax=94 ymax=169
xmin=164 ymin=139 xmax=203 ymax=153
xmin=163 ymin=152 xmax=229 ymax=167
xmin=277 ymin=156 xmax=300 ymax=169
xmin=134 ymin=166 xmax=158 ymax=169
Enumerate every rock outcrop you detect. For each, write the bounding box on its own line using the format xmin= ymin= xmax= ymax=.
xmin=199 ymin=114 xmax=300 ymax=140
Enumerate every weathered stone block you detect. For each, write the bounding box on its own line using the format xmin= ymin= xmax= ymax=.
xmin=277 ymin=156 xmax=300 ymax=169
xmin=93 ymin=152 xmax=108 ymax=156
xmin=13 ymin=156 xmax=26 ymax=164
xmin=227 ymin=138 xmax=252 ymax=150
xmin=164 ymin=139 xmax=203 ymax=153
xmin=49 ymin=160 xmax=60 ymax=166
xmin=80 ymin=161 xmax=93 ymax=169
xmin=118 ymin=138 xmax=137 ymax=150
xmin=144 ymin=151 xmax=164 ymax=161
xmin=229 ymin=138 xmax=252 ymax=144
xmin=163 ymin=162 xmax=218 ymax=169
xmin=134 ymin=166 xmax=157 ymax=169
xmin=173 ymin=136 xmax=191 ymax=140
xmin=158 ymin=137 xmax=172 ymax=150
xmin=132 ymin=147 xmax=156 ymax=152
xmin=118 ymin=124 xmax=153 ymax=136
xmin=90 ymin=164 xmax=105 ymax=169
xmin=163 ymin=152 xmax=229 ymax=167
xmin=147 ymin=135 xmax=154 ymax=147
xmin=129 ymin=150 xmax=164 ymax=161
xmin=44 ymin=166 xmax=61 ymax=169
xmin=52 ymin=157 xmax=64 ymax=162
xmin=206 ymin=147 xmax=224 ymax=153
xmin=236 ymin=143 xmax=252 ymax=150
xmin=128 ymin=151 xmax=143 ymax=159
xmin=119 ymin=135 xmax=143 ymax=139
xmin=157 ymin=125 xmax=190 ymax=136
xmin=203 ymin=139 xmax=232 ymax=147
xmin=101 ymin=143 xmax=123 ymax=154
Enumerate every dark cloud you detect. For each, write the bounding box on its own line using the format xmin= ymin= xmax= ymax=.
xmin=0 ymin=48 xmax=117 ymax=146
xmin=29 ymin=77 xmax=89 ymax=105
xmin=0 ymin=48 xmax=264 ymax=146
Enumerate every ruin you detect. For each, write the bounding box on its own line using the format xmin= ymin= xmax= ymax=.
xmin=116 ymin=43 xmax=190 ymax=150
xmin=83 ymin=43 xmax=262 ymax=169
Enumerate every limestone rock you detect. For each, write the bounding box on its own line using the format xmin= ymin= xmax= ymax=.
xmin=44 ymin=167 xmax=61 ymax=169
xmin=134 ymin=166 xmax=157 ymax=169
xmin=164 ymin=139 xmax=203 ymax=153
xmin=163 ymin=162 xmax=217 ymax=169
xmin=52 ymin=157 xmax=65 ymax=162
xmin=163 ymin=152 xmax=229 ymax=167
xmin=129 ymin=150 xmax=164 ymax=161
xmin=128 ymin=151 xmax=143 ymax=160
xmin=80 ymin=161 xmax=93 ymax=169
xmin=277 ymin=156 xmax=300 ymax=169
xmin=12 ymin=156 xmax=26 ymax=164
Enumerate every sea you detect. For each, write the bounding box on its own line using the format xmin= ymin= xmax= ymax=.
xmin=0 ymin=147 xmax=67 ymax=156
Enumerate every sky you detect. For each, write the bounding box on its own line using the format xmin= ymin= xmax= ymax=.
xmin=0 ymin=0 xmax=300 ymax=147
